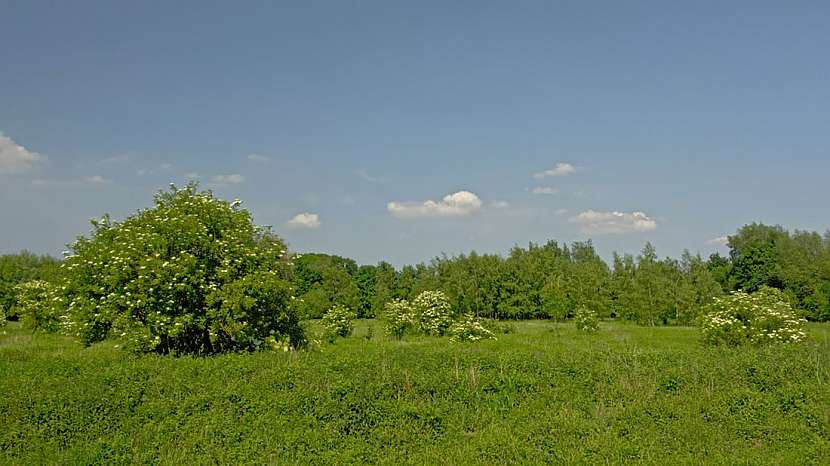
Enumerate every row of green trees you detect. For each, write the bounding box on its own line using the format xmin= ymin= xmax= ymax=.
xmin=3 ymin=227 xmax=830 ymax=329
xmin=289 ymin=224 xmax=830 ymax=324
xmin=290 ymin=241 xmax=721 ymax=325
xmin=3 ymin=224 xmax=830 ymax=328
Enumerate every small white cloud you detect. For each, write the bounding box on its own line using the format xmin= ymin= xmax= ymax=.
xmin=388 ymin=190 xmax=483 ymax=218
xmin=287 ymin=212 xmax=321 ymax=229
xmin=99 ymin=155 xmax=129 ymax=165
xmin=490 ymin=200 xmax=510 ymax=209
xmin=531 ymin=186 xmax=558 ymax=195
xmin=211 ymin=174 xmax=245 ymax=185
xmin=247 ymin=154 xmax=270 ymax=163
xmin=570 ymin=210 xmax=657 ymax=234
xmin=706 ymin=236 xmax=729 ymax=246
xmin=356 ymin=168 xmax=386 ymax=184
xmin=533 ymin=162 xmax=576 ymax=179
xmin=0 ymin=132 xmax=44 ymax=175
xmin=82 ymin=175 xmax=111 ymax=184
xmin=136 ymin=163 xmax=173 ymax=176
xmin=555 ymin=208 xmax=569 ymax=216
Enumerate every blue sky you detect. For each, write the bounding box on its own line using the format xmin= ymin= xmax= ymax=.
xmin=1 ymin=1 xmax=829 ymax=266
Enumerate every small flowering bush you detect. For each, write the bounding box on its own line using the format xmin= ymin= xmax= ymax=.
xmin=574 ymin=306 xmax=599 ymax=333
xmin=700 ymin=287 xmax=807 ymax=347
xmin=51 ymin=183 xmax=303 ymax=354
xmin=383 ymin=298 xmax=416 ymax=339
xmin=412 ymin=290 xmax=454 ymax=336
xmin=13 ymin=280 xmax=62 ymax=333
xmin=449 ymin=314 xmax=496 ymax=342
xmin=321 ymin=304 xmax=356 ymax=341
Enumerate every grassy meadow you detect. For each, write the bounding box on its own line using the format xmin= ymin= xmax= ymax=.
xmin=2 ymin=320 xmax=829 ymax=465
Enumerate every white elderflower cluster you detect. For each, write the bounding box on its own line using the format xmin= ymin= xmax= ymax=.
xmin=449 ymin=314 xmax=496 ymax=343
xmin=700 ymin=287 xmax=807 ymax=346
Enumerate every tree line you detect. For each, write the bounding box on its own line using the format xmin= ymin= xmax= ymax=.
xmin=288 ymin=223 xmax=830 ymax=324
xmin=3 ymin=222 xmax=830 ymax=325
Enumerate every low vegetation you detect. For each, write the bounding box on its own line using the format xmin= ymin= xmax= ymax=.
xmin=1 ymin=320 xmax=828 ymax=464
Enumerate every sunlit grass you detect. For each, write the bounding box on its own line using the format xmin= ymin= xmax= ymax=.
xmin=2 ymin=320 xmax=828 ymax=464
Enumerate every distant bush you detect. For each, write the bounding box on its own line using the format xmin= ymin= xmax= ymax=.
xmin=449 ymin=314 xmax=496 ymax=342
xmin=52 ymin=184 xmax=303 ymax=354
xmin=0 ymin=251 xmax=60 ymax=319
xmin=321 ymin=304 xmax=356 ymax=341
xmin=574 ymin=306 xmax=599 ymax=333
xmin=700 ymin=287 xmax=807 ymax=346
xmin=383 ymin=299 xmax=416 ymax=339
xmin=412 ymin=290 xmax=454 ymax=336
xmin=13 ymin=280 xmax=61 ymax=333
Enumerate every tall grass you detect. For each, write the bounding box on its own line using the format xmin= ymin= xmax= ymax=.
xmin=1 ymin=320 xmax=828 ymax=464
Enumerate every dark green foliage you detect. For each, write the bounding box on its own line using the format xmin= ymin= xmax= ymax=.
xmin=1 ymin=320 xmax=828 ymax=464
xmin=719 ymin=224 xmax=830 ymax=321
xmin=354 ymin=265 xmax=377 ymax=318
xmin=728 ymin=223 xmax=788 ymax=292
xmin=293 ymin=254 xmax=360 ymax=319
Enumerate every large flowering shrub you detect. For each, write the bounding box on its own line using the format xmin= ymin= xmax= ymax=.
xmin=13 ymin=280 xmax=61 ymax=332
xmin=449 ymin=314 xmax=496 ymax=342
xmin=51 ymin=184 xmax=303 ymax=354
xmin=412 ymin=290 xmax=454 ymax=336
xmin=321 ymin=304 xmax=356 ymax=341
xmin=700 ymin=287 xmax=807 ymax=346
xmin=383 ymin=298 xmax=416 ymax=339
xmin=573 ymin=306 xmax=599 ymax=333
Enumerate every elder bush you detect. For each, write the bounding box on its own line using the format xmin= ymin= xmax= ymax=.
xmin=321 ymin=304 xmax=356 ymax=341
xmin=449 ymin=314 xmax=496 ymax=342
xmin=412 ymin=290 xmax=454 ymax=336
xmin=700 ymin=287 xmax=807 ymax=346
xmin=52 ymin=183 xmax=303 ymax=354
xmin=383 ymin=299 xmax=415 ymax=339
xmin=574 ymin=306 xmax=599 ymax=333
xmin=13 ymin=280 xmax=61 ymax=333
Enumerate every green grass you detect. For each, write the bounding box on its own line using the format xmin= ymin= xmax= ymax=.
xmin=2 ymin=320 xmax=829 ymax=465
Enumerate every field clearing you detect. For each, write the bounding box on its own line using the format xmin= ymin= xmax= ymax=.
xmin=2 ymin=320 xmax=829 ymax=465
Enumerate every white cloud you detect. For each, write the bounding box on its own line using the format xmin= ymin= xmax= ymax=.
xmin=136 ymin=163 xmax=173 ymax=176
xmin=356 ymin=168 xmax=385 ymax=184
xmin=706 ymin=236 xmax=729 ymax=246
xmin=490 ymin=200 xmax=510 ymax=209
xmin=287 ymin=212 xmax=321 ymax=229
xmin=82 ymin=175 xmax=111 ymax=184
xmin=211 ymin=174 xmax=245 ymax=185
xmin=99 ymin=154 xmax=129 ymax=165
xmin=0 ymin=132 xmax=43 ymax=175
xmin=533 ymin=162 xmax=576 ymax=179
xmin=247 ymin=154 xmax=270 ymax=163
xmin=388 ymin=191 xmax=483 ymax=218
xmin=531 ymin=186 xmax=558 ymax=195
xmin=570 ymin=210 xmax=657 ymax=234
xmin=555 ymin=208 xmax=569 ymax=216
